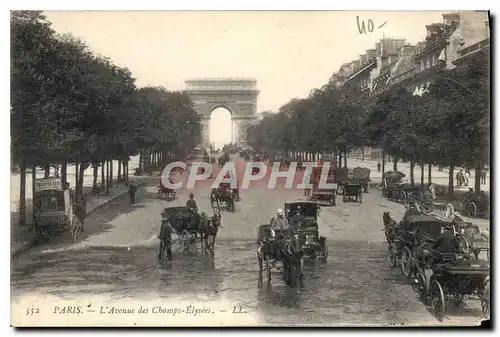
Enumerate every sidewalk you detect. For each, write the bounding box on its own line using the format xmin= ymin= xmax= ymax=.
xmin=347 ymin=158 xmax=490 ymax=193
xmin=10 ymin=183 xmax=130 ymax=257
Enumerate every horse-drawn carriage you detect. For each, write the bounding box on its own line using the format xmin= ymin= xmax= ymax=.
xmin=33 ymin=178 xmax=83 ymax=243
xmin=285 ymin=200 xmax=328 ymax=260
xmin=460 ymin=192 xmax=489 ymax=219
xmin=307 ymin=164 xmax=344 ymax=206
xmin=383 ymin=211 xmax=490 ymax=321
xmin=352 ymin=167 xmax=371 ymax=193
xmin=210 ymin=183 xmax=236 ymax=212
xmin=160 ymin=206 xmax=221 ymax=254
xmin=382 ymin=171 xmax=406 ymax=200
xmin=342 ymin=183 xmax=363 ymax=203
xmin=256 ymin=225 xmax=305 ymax=287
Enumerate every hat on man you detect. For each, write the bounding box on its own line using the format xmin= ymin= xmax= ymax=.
xmin=277 ymin=208 xmax=284 ymax=216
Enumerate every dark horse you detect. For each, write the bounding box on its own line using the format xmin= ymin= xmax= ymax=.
xmin=201 ymin=211 xmax=222 ymax=251
xmin=382 ymin=211 xmax=399 ymax=243
xmin=278 ymin=238 xmax=304 ymax=287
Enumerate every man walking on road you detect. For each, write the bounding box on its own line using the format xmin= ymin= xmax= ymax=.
xmin=158 ymin=211 xmax=174 ymax=262
xmin=377 ymin=161 xmax=381 ymax=172
xmin=129 ymin=181 xmax=137 ymax=204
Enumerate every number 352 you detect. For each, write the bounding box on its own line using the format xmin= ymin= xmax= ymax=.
xmin=26 ymin=308 xmax=40 ymax=315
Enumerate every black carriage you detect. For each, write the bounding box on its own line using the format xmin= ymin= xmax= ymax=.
xmin=256 ymin=225 xmax=304 ymax=287
xmin=342 ymin=183 xmax=362 ymax=203
xmin=382 ymin=171 xmax=405 ymax=199
xmin=416 ymin=262 xmax=490 ymax=321
xmin=398 ymin=214 xmax=453 ymax=278
xmin=285 ymin=200 xmax=328 ymax=260
xmin=162 ymin=206 xmax=201 ymax=250
xmin=210 ymin=183 xmax=235 ymax=212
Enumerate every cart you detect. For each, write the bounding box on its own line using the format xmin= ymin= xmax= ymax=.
xmin=33 ymin=178 xmax=83 ymax=243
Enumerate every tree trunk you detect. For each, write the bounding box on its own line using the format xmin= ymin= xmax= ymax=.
xmin=474 ymin=163 xmax=482 ymax=194
xmin=410 ymin=161 xmax=415 ymax=187
xmin=44 ymin=164 xmax=50 ymax=178
xmin=381 ymin=149 xmax=386 ymax=186
xmin=19 ymin=158 xmax=26 ymax=227
xmin=61 ymin=162 xmax=67 ymax=184
xmin=393 ymin=157 xmax=398 ymax=171
xmin=117 ymin=159 xmax=122 ymax=182
xmin=343 ymin=150 xmax=347 ymax=168
xmin=139 ymin=150 xmax=143 ymax=172
xmin=78 ymin=162 xmax=86 ymax=202
xmin=75 ymin=162 xmax=79 ymax=198
xmin=338 ymin=151 xmax=342 ymax=167
xmin=420 ymin=163 xmax=424 ymax=189
xmin=92 ymin=164 xmax=98 ymax=188
xmin=125 ymin=160 xmax=129 ymax=182
xmin=110 ymin=159 xmax=113 ymax=188
xmin=105 ymin=160 xmax=110 ymax=193
xmin=101 ymin=162 xmax=105 ymax=188
xmin=31 ymin=165 xmax=36 ymax=238
xmin=123 ymin=160 xmax=127 ymax=182
xmin=361 ymin=146 xmax=365 ymax=161
xmin=428 ymin=164 xmax=432 ymax=186
xmin=448 ymin=165 xmax=454 ymax=198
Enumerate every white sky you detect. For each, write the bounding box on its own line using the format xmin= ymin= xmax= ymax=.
xmin=45 ymin=11 xmax=447 ymax=113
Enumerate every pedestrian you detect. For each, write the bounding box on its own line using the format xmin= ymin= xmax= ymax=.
xmin=129 ymin=181 xmax=137 ymax=204
xmin=377 ymin=161 xmax=381 ymax=172
xmin=481 ymin=169 xmax=487 ymax=185
xmin=158 ymin=211 xmax=174 ymax=262
xmin=464 ymin=169 xmax=470 ymax=186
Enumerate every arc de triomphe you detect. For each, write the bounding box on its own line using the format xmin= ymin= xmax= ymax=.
xmin=184 ymin=78 xmax=259 ymax=149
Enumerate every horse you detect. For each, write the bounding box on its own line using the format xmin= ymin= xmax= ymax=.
xmin=382 ymin=211 xmax=399 ymax=243
xmin=201 ymin=211 xmax=222 ymax=251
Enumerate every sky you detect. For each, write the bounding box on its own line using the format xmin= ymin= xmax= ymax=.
xmin=44 ymin=11 xmax=447 ymax=145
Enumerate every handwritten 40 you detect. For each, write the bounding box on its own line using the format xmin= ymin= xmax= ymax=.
xmin=356 ymin=16 xmax=387 ymax=34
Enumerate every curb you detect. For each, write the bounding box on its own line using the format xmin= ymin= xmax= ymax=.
xmin=11 ymin=187 xmax=133 ymax=258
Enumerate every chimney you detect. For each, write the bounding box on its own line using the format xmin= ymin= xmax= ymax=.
xmin=366 ymin=49 xmax=377 ymax=61
xmin=375 ymin=42 xmax=382 ymax=55
xmin=352 ymin=60 xmax=360 ymax=71
xmin=360 ymin=54 xmax=367 ymax=65
xmin=442 ymin=12 xmax=460 ymax=26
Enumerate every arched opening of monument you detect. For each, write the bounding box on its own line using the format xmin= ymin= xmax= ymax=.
xmin=209 ymin=107 xmax=232 ymax=151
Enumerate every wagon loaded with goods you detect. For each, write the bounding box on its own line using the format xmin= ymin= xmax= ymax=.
xmin=352 ymin=167 xmax=371 ymax=193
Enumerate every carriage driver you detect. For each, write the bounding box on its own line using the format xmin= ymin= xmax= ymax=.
xmin=186 ymin=193 xmax=198 ymax=211
xmin=158 ymin=211 xmax=174 ymax=262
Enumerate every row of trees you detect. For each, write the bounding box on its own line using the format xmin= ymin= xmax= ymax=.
xmin=11 ymin=11 xmax=201 ymax=226
xmin=247 ymin=50 xmax=489 ymax=197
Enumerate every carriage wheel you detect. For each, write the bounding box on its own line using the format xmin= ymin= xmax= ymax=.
xmin=288 ymin=263 xmax=299 ymax=287
xmin=431 ymin=279 xmax=445 ymax=322
xmin=265 ymin=255 xmax=271 ymax=282
xmin=387 ymin=245 xmax=397 ymax=267
xmin=70 ymin=216 xmax=82 ymax=243
xmin=400 ymin=246 xmax=413 ymax=278
xmin=319 ymin=239 xmax=328 ymax=260
xmin=481 ymin=278 xmax=490 ymax=319
xmin=180 ymin=230 xmax=189 ymax=250
xmin=467 ymin=202 xmax=477 ymax=218
xmin=413 ymin=273 xmax=428 ymax=305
